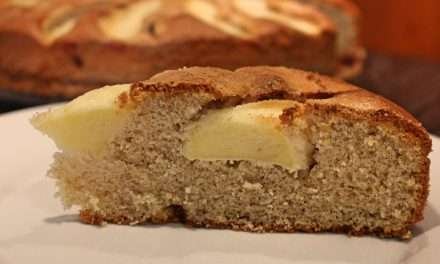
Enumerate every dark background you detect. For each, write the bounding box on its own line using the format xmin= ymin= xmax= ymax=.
xmin=350 ymin=0 xmax=440 ymax=135
xmin=352 ymin=0 xmax=440 ymax=62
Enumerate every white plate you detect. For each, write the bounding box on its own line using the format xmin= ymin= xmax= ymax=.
xmin=1 ymin=105 xmax=439 ymax=264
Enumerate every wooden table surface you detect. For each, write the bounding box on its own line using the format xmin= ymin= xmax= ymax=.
xmin=1 ymin=52 xmax=440 ymax=136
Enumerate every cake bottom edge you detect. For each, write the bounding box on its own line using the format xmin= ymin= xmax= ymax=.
xmin=79 ymin=208 xmax=413 ymax=240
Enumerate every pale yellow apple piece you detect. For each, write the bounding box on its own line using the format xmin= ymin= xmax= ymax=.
xmin=183 ymin=100 xmax=313 ymax=172
xmin=42 ymin=6 xmax=78 ymax=44
xmin=185 ymin=0 xmax=248 ymax=37
xmin=31 ymin=84 xmax=132 ymax=153
xmin=234 ymin=0 xmax=321 ymax=36
xmin=99 ymin=0 xmax=161 ymax=40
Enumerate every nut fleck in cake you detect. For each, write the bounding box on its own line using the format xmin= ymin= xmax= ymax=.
xmin=0 ymin=0 xmax=363 ymax=98
xmin=32 ymin=66 xmax=430 ymax=239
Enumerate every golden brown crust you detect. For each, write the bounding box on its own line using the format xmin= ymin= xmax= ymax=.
xmin=126 ymin=66 xmax=431 ymax=231
xmin=0 ymin=0 xmax=362 ymax=98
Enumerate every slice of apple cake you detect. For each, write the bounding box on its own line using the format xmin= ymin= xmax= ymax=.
xmin=32 ymin=66 xmax=431 ymax=239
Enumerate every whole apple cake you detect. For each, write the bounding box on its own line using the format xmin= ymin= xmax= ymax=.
xmin=0 ymin=0 xmax=363 ymax=98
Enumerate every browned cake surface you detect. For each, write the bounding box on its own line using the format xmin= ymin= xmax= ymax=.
xmin=40 ymin=66 xmax=431 ymax=239
xmin=0 ymin=0 xmax=363 ymax=98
